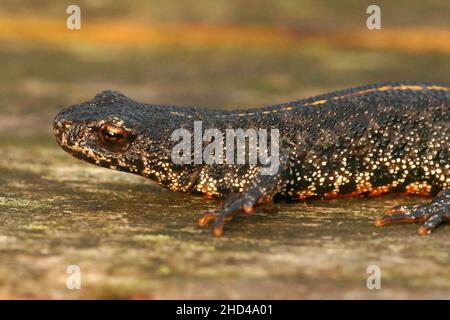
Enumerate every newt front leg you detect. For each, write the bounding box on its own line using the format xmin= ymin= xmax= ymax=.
xmin=198 ymin=161 xmax=289 ymax=236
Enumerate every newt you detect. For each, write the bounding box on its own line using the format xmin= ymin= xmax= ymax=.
xmin=53 ymin=82 xmax=449 ymax=236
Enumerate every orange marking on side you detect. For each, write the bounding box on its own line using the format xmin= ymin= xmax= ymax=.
xmin=203 ymin=193 xmax=215 ymax=200
xmin=405 ymin=182 xmax=432 ymax=196
xmin=323 ymin=190 xmax=364 ymax=198
xmin=368 ymin=185 xmax=391 ymax=197
xmin=297 ymin=190 xmax=316 ymax=200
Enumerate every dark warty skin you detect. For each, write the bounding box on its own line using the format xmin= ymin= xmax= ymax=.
xmin=53 ymin=82 xmax=449 ymax=236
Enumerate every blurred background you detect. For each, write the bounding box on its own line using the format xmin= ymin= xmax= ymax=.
xmin=0 ymin=1 xmax=449 ymax=299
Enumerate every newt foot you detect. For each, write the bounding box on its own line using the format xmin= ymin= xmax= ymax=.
xmin=375 ymin=189 xmax=450 ymax=235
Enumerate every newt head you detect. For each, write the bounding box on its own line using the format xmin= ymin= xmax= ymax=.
xmin=53 ymin=90 xmax=153 ymax=174
xmin=53 ymin=90 xmax=208 ymax=192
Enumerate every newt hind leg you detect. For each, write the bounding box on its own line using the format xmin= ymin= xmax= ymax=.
xmin=375 ymin=188 xmax=450 ymax=235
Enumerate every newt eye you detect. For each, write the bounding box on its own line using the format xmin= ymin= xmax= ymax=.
xmin=98 ymin=123 xmax=132 ymax=152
